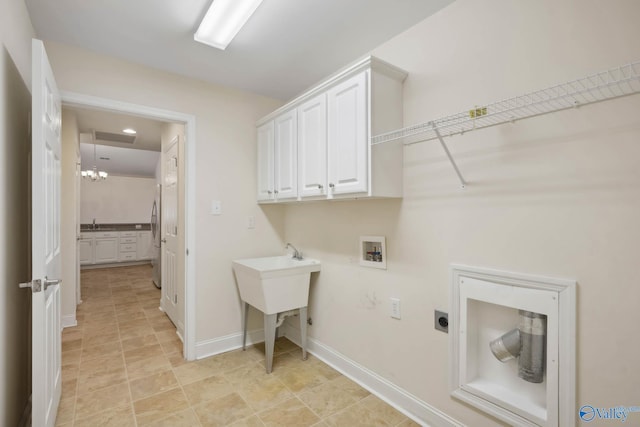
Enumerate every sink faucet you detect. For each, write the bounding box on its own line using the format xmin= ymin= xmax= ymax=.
xmin=286 ymin=243 xmax=303 ymax=260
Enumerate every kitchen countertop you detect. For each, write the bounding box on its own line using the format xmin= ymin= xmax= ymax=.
xmin=80 ymin=223 xmax=151 ymax=232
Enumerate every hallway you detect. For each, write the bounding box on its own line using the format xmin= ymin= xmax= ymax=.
xmin=57 ymin=265 xmax=417 ymax=426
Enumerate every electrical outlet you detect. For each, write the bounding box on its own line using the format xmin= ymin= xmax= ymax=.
xmin=247 ymin=216 xmax=255 ymax=229
xmin=435 ymin=310 xmax=449 ymax=333
xmin=390 ymin=298 xmax=401 ymax=319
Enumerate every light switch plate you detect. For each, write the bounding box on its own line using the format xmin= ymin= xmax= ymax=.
xmin=391 ymin=298 xmax=401 ymax=319
xmin=211 ymin=200 xmax=222 ymax=215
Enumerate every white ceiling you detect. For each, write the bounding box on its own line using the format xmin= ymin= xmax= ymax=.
xmin=66 ymin=106 xmax=164 ymax=152
xmin=25 ymin=0 xmax=454 ymax=100
xmin=80 ymin=143 xmax=160 ymax=179
xmin=68 ymin=106 xmax=165 ymax=177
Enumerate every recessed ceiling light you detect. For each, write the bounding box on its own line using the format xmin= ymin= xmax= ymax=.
xmin=122 ymin=128 xmax=137 ymax=135
xmin=194 ymin=0 xmax=264 ymax=50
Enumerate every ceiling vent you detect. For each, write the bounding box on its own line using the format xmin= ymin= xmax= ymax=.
xmin=93 ymin=130 xmax=136 ymax=144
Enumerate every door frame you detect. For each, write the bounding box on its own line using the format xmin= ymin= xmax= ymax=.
xmin=62 ymin=91 xmax=197 ymax=360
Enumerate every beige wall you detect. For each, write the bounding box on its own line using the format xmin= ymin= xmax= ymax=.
xmin=80 ymin=175 xmax=156 ymax=224
xmin=0 ymin=0 xmax=34 ymax=423
xmin=61 ymin=109 xmax=79 ymax=323
xmin=44 ymin=41 xmax=287 ymax=346
xmin=282 ymin=0 xmax=640 ymax=425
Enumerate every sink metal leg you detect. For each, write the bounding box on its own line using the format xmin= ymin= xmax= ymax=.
xmin=264 ymin=313 xmax=277 ymax=374
xmin=299 ymin=306 xmax=308 ymax=360
xmin=241 ymin=302 xmax=249 ymax=351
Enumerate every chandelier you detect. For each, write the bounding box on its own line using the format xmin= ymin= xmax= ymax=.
xmin=82 ymin=144 xmax=108 ymax=181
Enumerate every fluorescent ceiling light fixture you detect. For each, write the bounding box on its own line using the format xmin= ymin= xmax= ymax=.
xmin=194 ymin=0 xmax=264 ymax=50
xmin=122 ymin=128 xmax=137 ymax=134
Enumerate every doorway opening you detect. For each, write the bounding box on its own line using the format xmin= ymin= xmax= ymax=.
xmin=62 ymin=92 xmax=196 ymax=360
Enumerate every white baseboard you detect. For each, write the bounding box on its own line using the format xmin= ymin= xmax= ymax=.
xmin=80 ymin=260 xmax=151 ymax=270
xmin=280 ymin=324 xmax=462 ymax=427
xmin=195 ymin=328 xmax=265 ymax=360
xmin=61 ymin=314 xmax=77 ymax=329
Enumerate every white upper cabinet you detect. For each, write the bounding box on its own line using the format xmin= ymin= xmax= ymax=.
xmin=256 ymin=56 xmax=407 ymax=203
xmin=274 ymin=110 xmax=298 ymax=201
xmin=257 ymin=121 xmax=275 ymax=201
xmin=298 ymin=94 xmax=328 ymax=198
xmin=327 ymin=71 xmax=368 ymax=196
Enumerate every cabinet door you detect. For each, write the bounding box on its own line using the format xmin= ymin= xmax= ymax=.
xmin=137 ymin=231 xmax=151 ymax=260
xmin=94 ymin=238 xmax=118 ymax=263
xmin=79 ymin=238 xmax=93 ymax=265
xmin=257 ymin=121 xmax=275 ymax=202
xmin=298 ymin=94 xmax=327 ymax=198
xmin=327 ymin=71 xmax=368 ymax=195
xmin=274 ymin=110 xmax=298 ymax=201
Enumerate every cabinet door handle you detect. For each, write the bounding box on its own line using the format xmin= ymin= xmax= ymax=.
xmin=274 ymin=190 xmax=279 ymax=194
xmin=267 ymin=190 xmax=272 ymax=194
xmin=317 ymin=184 xmax=323 ymax=190
xmin=329 ymin=183 xmax=335 ymax=189
xmin=161 ymin=238 xmax=167 ymax=243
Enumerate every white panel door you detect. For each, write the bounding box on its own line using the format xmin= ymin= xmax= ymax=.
xmin=274 ymin=110 xmax=298 ymax=201
xmin=162 ymin=136 xmax=179 ymax=326
xmin=29 ymin=38 xmax=62 ymax=427
xmin=75 ymin=153 xmax=82 ymax=303
xmin=298 ymin=94 xmax=327 ymax=198
xmin=327 ymin=71 xmax=368 ymax=195
xmin=256 ymin=121 xmax=274 ymax=201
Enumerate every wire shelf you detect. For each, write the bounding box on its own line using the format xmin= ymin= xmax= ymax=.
xmin=371 ymin=61 xmax=640 ymax=146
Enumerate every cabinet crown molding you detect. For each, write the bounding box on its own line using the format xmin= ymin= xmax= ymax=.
xmin=257 ymin=55 xmax=407 ymax=127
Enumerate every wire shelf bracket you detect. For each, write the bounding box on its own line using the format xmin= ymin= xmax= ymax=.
xmin=371 ymin=60 xmax=640 ymax=187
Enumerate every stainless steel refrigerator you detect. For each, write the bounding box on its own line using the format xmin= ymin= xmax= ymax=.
xmin=151 ymin=184 xmax=161 ymax=288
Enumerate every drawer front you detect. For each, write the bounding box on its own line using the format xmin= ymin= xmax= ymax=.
xmin=120 ymin=231 xmax=137 ymax=238
xmin=120 ymin=237 xmax=136 ymax=244
xmin=119 ymin=252 xmax=137 ymax=261
xmin=120 ymin=243 xmax=137 ymax=252
xmin=94 ymin=231 xmax=118 ymax=238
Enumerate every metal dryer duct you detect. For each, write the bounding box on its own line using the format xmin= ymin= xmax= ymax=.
xmin=489 ymin=310 xmax=547 ymax=383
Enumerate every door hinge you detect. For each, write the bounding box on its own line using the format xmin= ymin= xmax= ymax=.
xmin=174 ymin=294 xmax=178 ymax=304
xmin=186 ymin=249 xmax=189 ymax=256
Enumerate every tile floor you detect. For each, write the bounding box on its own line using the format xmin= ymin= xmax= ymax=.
xmin=58 ymin=264 xmax=420 ymax=427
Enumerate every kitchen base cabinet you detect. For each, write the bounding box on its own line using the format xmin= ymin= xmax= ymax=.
xmin=80 ymin=228 xmax=153 ymax=267
xmin=137 ymin=231 xmax=152 ymax=260
xmin=119 ymin=231 xmax=137 ymax=262
xmin=94 ymin=234 xmax=119 ymax=264
xmin=79 ymin=235 xmax=93 ymax=265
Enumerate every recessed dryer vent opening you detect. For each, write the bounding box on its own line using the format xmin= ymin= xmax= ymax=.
xmin=450 ymin=265 xmax=576 ymax=427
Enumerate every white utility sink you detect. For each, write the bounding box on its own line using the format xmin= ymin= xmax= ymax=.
xmin=232 ymin=255 xmax=321 ymax=373
xmin=232 ymin=256 xmax=320 ymax=315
